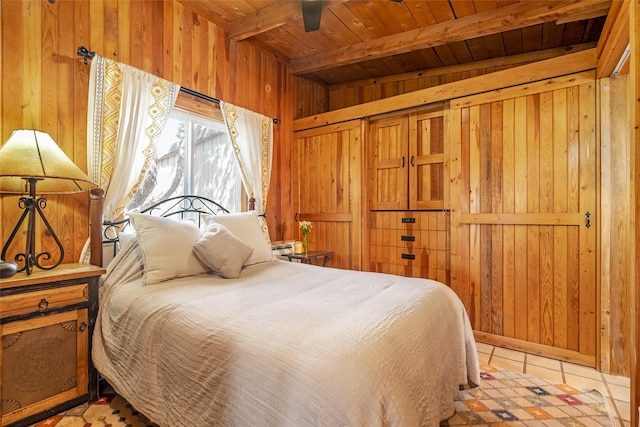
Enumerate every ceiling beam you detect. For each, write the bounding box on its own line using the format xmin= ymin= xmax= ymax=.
xmin=290 ymin=0 xmax=610 ymax=75
xmin=556 ymin=2 xmax=611 ymax=24
xmin=229 ymin=1 xmax=301 ymax=41
xmin=175 ymin=1 xmax=230 ymax=29
xmin=596 ymin=0 xmax=629 ymax=77
xmin=229 ymin=0 xmax=349 ymax=41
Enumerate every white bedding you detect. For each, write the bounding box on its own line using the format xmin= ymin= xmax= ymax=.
xmin=92 ymin=241 xmax=480 ymax=427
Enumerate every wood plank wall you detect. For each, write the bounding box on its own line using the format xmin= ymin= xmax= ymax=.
xmin=328 ymin=45 xmax=595 ymax=110
xmin=330 ymin=63 xmax=523 ymax=111
xmin=0 ymin=0 xmax=326 ymax=263
xmin=292 ymin=120 xmax=364 ymax=271
xmin=631 ymin=0 xmax=640 ymax=423
xmin=599 ymin=76 xmax=631 ymax=376
xmin=324 ymin=56 xmax=632 ymax=375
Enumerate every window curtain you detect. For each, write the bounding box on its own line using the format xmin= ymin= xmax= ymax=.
xmin=220 ymin=102 xmax=274 ymax=230
xmin=87 ymin=55 xmax=180 ymax=221
xmin=81 ymin=55 xmax=179 ymax=262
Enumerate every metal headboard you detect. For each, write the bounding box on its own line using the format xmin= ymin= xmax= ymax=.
xmin=102 ymin=195 xmax=229 ymax=259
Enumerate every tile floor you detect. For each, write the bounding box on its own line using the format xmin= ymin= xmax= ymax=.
xmin=476 ymin=342 xmax=631 ymax=426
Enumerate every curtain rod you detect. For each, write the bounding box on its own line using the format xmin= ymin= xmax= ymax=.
xmin=77 ymin=46 xmax=279 ymax=124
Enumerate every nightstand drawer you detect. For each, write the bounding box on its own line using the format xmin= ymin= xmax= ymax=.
xmin=0 ymin=284 xmax=88 ymax=318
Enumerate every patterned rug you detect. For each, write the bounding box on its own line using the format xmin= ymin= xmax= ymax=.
xmin=441 ymin=365 xmax=613 ymax=426
xmin=31 ymin=367 xmax=613 ymax=427
xmin=30 ymin=391 xmax=157 ymax=427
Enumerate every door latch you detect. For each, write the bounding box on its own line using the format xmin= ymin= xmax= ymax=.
xmin=585 ymin=211 xmax=591 ymax=228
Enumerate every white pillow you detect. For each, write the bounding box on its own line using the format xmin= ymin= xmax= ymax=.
xmin=205 ymin=211 xmax=274 ymax=266
xmin=193 ymin=223 xmax=254 ymax=278
xmin=117 ymin=216 xmax=197 ymax=249
xmin=118 ymin=228 xmax=137 ymax=249
xmin=129 ymin=213 xmax=207 ymax=285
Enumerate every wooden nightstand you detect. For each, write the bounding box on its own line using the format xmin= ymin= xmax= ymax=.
xmin=0 ymin=263 xmax=105 ymax=427
xmin=283 ymin=250 xmax=334 ymax=267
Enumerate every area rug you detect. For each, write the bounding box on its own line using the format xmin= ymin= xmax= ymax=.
xmin=31 ymin=390 xmax=157 ymax=427
xmin=441 ymin=365 xmax=613 ymax=426
xmin=32 ymin=367 xmax=613 ymax=427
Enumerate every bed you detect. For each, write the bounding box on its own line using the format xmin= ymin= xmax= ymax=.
xmin=89 ymin=194 xmax=480 ymax=427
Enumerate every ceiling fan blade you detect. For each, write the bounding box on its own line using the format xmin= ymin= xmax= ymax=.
xmin=301 ymin=0 xmax=323 ymax=32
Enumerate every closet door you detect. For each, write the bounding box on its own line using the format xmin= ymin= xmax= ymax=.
xmin=369 ymin=115 xmax=409 ymax=210
xmin=409 ymin=110 xmax=445 ymax=210
xmin=448 ymin=72 xmax=597 ymax=366
xmin=293 ymin=120 xmax=364 ymax=270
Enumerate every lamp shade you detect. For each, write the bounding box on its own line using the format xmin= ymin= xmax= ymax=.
xmin=0 ymin=129 xmax=96 ymax=194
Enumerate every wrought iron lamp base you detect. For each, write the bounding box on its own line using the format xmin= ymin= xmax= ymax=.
xmin=1 ymin=178 xmax=65 ymax=275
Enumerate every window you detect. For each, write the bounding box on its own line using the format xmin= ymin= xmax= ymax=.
xmin=127 ymin=109 xmax=242 ymax=213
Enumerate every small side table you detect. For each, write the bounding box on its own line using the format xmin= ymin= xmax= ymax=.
xmin=284 ymin=250 xmax=334 ymax=267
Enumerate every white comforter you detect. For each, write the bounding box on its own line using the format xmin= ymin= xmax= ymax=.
xmin=92 ymin=242 xmax=480 ymax=427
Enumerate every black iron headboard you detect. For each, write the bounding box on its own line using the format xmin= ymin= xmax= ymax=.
xmin=102 ymin=195 xmax=229 ymax=261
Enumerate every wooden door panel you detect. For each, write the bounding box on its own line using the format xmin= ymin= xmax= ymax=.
xmin=293 ymin=120 xmax=364 ymax=270
xmin=410 ymin=111 xmax=445 ymax=210
xmin=369 ymin=116 xmax=408 ymax=210
xmin=449 ymin=75 xmax=597 ymax=365
xmin=464 ymin=222 xmax=581 ymax=346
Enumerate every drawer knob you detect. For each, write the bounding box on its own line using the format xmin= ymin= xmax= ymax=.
xmin=79 ymin=322 xmax=88 ymax=332
xmin=401 ymin=253 xmax=416 ymax=260
xmin=38 ymin=298 xmax=49 ymax=311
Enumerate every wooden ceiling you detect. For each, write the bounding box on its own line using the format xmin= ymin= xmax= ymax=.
xmin=179 ymin=0 xmax=611 ymax=86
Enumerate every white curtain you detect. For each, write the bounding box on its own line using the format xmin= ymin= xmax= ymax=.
xmin=220 ymin=101 xmax=274 ymax=221
xmin=87 ymin=55 xmax=180 ymax=221
xmin=81 ymin=55 xmax=179 ymax=263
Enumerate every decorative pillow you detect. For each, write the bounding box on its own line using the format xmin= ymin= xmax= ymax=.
xmin=193 ymin=223 xmax=254 ymax=278
xmin=204 ymin=211 xmax=274 ymax=266
xmin=129 ymin=213 xmax=207 ymax=285
xmin=116 ymin=216 xmax=198 ymax=250
xmin=118 ymin=228 xmax=137 ymax=249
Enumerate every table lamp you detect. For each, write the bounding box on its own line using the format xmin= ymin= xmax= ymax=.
xmin=0 ymin=130 xmax=96 ymax=275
